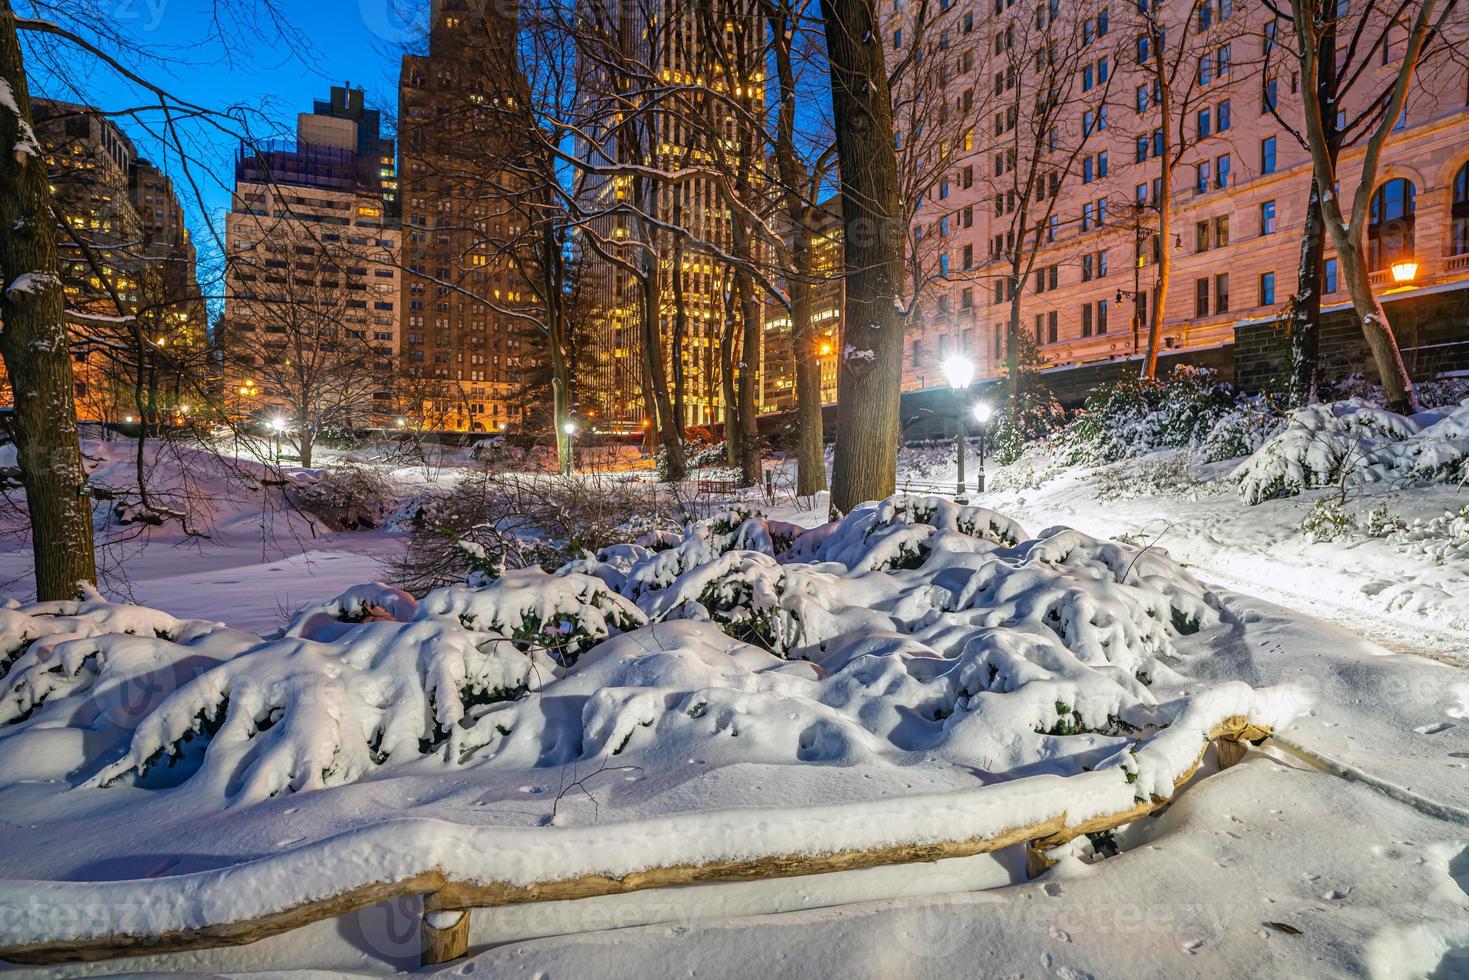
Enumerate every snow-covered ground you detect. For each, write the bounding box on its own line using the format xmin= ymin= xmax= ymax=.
xmin=0 ymin=427 xmax=1466 ymax=978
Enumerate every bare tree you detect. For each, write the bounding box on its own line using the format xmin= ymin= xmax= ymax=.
xmin=221 ymin=210 xmax=390 ymax=466
xmin=984 ymin=0 xmax=1120 ymax=399
xmin=1271 ymin=0 xmax=1463 ymax=408
xmin=819 ymin=0 xmax=907 ymax=514
xmin=0 ymin=0 xmax=96 ymax=597
xmin=1133 ymin=0 xmax=1257 ymax=378
xmin=1284 ymin=0 xmax=1465 ymax=411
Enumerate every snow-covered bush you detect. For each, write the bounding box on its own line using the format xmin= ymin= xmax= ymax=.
xmin=1058 ymin=366 xmax=1240 ymax=467
xmin=0 ymin=587 xmax=252 ymax=727
xmin=19 ymin=491 xmax=1278 ymax=846
xmin=417 ymin=568 xmax=646 ymax=664
xmin=1197 ymin=398 xmax=1285 ymax=463
xmin=388 ymin=470 xmax=680 ymax=592
xmin=1095 ymin=452 xmax=1210 ymax=501
xmin=1234 ymin=400 xmax=1420 ymax=504
xmin=1299 ymin=497 xmax=1352 ymax=542
xmin=989 ymin=388 xmax=1067 ymax=467
xmin=1357 ymin=399 xmax=1469 ymax=486
xmin=91 ymin=617 xmax=544 ymax=801
xmin=286 ymin=464 xmax=397 ymax=530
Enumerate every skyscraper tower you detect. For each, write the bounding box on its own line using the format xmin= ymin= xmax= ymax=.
xmin=396 ymin=0 xmax=540 ymax=432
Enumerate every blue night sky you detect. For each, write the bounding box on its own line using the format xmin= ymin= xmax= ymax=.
xmin=20 ymin=0 xmax=419 ymax=277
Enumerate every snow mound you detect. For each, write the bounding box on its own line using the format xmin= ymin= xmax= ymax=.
xmin=90 ymin=617 xmax=543 ymax=802
xmin=1233 ymin=399 xmax=1422 ymax=504
xmin=9 ymin=498 xmax=1264 ymax=827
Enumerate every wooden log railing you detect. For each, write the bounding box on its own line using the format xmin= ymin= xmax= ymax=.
xmin=0 ymin=719 xmax=1270 ymax=968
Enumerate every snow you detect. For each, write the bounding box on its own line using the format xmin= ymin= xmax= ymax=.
xmin=0 ymin=432 xmax=1465 ymax=975
xmin=4 ymin=271 xmax=60 ymax=296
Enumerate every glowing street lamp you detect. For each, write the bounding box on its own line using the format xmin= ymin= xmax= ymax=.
xmin=269 ymin=416 xmax=286 ymax=463
xmin=943 ymin=356 xmax=975 ymax=503
xmin=972 ymin=401 xmax=993 ymax=494
xmin=1390 ymin=258 xmax=1419 ymax=284
xmin=562 ymin=419 xmax=579 ymax=473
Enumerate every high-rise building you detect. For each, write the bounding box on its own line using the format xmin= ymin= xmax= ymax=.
xmin=20 ymin=101 xmax=205 ymax=420
xmin=221 ymin=88 xmax=402 ymax=425
xmin=577 ymin=0 xmax=769 ymax=431
xmin=306 ymin=85 xmax=399 ymax=216
xmin=876 ymin=1 xmax=1469 ymax=392
xmin=762 ymin=201 xmax=843 ymax=412
xmin=396 ymin=0 xmax=540 ymax=432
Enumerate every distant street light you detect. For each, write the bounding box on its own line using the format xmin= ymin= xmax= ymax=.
xmin=270 ymin=416 xmax=285 ymax=463
xmin=1390 ymin=258 xmax=1419 ymax=284
xmin=972 ymin=401 xmax=993 ymax=494
xmin=563 ymin=419 xmax=578 ymax=473
xmin=942 ymin=356 xmax=975 ymax=503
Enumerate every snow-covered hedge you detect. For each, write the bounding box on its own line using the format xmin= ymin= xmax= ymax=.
xmin=1057 ymin=366 xmax=1244 ymax=467
xmin=1234 ymin=398 xmax=1469 ymax=504
xmin=0 ymin=495 xmax=1278 ymax=826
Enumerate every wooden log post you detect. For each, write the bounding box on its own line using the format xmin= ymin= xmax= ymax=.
xmin=420 ymin=906 xmax=470 ymax=967
xmin=1216 ymin=737 xmax=1248 ymax=770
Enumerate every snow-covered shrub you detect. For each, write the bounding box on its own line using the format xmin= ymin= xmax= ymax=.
xmin=1234 ymin=400 xmax=1420 ymax=504
xmin=989 ymin=388 xmax=1067 ymax=466
xmin=388 ymin=470 xmax=680 ymax=592
xmin=1197 ymin=398 xmax=1285 ymax=463
xmin=1357 ymin=399 xmax=1469 ymax=486
xmin=284 ymin=582 xmax=418 ymax=642
xmin=1299 ymin=497 xmax=1352 ymax=542
xmin=686 ymin=441 xmax=732 ymax=469
xmin=1389 ymin=504 xmax=1469 ymax=565
xmin=91 ymin=617 xmax=544 ymax=801
xmin=286 ymin=464 xmax=397 ymax=530
xmin=1095 ymin=452 xmax=1210 ymax=501
xmin=620 ymin=508 xmax=805 ymax=598
xmin=873 ymin=495 xmax=1027 ymax=547
xmin=987 ymin=330 xmax=1067 ymax=465
xmin=1363 ymin=503 xmax=1406 ymax=538
xmin=1058 ymin=366 xmax=1239 ymax=466
xmin=0 ymin=588 xmax=252 ymax=727
xmin=417 ymin=568 xmax=646 ymax=664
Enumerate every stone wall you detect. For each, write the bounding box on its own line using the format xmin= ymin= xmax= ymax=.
xmin=1235 ymin=283 xmax=1469 ymax=395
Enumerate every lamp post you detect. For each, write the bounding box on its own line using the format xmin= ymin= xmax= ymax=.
xmin=972 ymin=401 xmax=993 ymax=494
xmin=270 ymin=416 xmax=285 ymax=464
xmin=942 ymin=356 xmax=975 ymax=504
xmin=563 ymin=419 xmax=578 ymax=474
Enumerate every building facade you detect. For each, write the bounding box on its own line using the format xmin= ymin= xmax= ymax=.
xmin=18 ymin=101 xmax=206 ymax=421
xmin=859 ymin=2 xmax=1469 ymax=394
xmin=221 ymin=88 xmax=401 ymax=425
xmin=577 ymin=0 xmax=770 ymax=431
xmin=396 ymin=0 xmax=540 ymax=432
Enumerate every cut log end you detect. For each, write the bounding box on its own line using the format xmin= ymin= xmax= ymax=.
xmin=421 ymin=906 xmax=470 ymax=967
xmin=1216 ymin=737 xmax=1247 ymax=770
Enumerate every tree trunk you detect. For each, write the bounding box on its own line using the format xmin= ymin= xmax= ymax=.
xmin=1006 ymin=264 xmax=1022 ymax=401
xmin=1333 ymin=235 xmax=1416 ymax=413
xmin=820 ymin=0 xmax=906 ymax=515
xmin=0 ymin=2 xmax=98 ymax=599
xmin=720 ymin=279 xmax=739 ymax=467
xmin=1140 ymin=40 xmax=1171 ymax=379
xmin=1289 ymin=178 xmax=1325 ymax=407
xmin=763 ymin=0 xmax=826 ymax=497
xmin=639 ymin=255 xmax=686 ymax=480
xmin=789 ymin=243 xmax=826 ymax=496
xmin=737 ymin=269 xmax=761 ymax=487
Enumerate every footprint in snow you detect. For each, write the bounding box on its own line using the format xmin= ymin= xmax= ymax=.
xmin=1414 ymin=721 xmax=1455 ymax=735
xmin=1049 ymin=926 xmax=1071 ymax=943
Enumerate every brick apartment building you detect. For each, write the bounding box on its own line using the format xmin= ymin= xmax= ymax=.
xmin=763 ymin=1 xmax=1469 ymax=403
xmin=9 ymin=101 xmax=206 ymax=421
xmin=396 ymin=0 xmax=540 ymax=433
